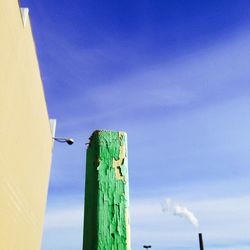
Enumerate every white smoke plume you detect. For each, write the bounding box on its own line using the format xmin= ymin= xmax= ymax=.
xmin=162 ymin=198 xmax=199 ymax=228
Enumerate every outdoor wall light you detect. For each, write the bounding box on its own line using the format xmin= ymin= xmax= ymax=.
xmin=53 ymin=137 xmax=74 ymax=145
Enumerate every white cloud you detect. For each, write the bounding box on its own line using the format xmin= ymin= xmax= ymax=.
xmin=42 ymin=28 xmax=250 ymax=250
xmin=56 ymin=28 xmax=250 ymax=132
xmin=43 ymin=206 xmax=83 ymax=229
xmin=42 ymin=188 xmax=250 ymax=250
xmin=130 ymin=195 xmax=250 ymax=250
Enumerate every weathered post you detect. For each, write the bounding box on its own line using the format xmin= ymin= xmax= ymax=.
xmin=83 ymin=130 xmax=130 ymax=250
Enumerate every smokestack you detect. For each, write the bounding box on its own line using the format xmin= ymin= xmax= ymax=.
xmin=198 ymin=233 xmax=204 ymax=250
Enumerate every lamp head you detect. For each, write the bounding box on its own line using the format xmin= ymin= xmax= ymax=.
xmin=65 ymin=138 xmax=74 ymax=145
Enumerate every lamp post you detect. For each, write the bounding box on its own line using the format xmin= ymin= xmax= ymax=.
xmin=53 ymin=137 xmax=74 ymax=145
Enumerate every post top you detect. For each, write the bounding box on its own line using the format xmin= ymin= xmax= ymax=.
xmin=92 ymin=130 xmax=127 ymax=136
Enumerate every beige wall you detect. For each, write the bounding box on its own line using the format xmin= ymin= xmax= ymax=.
xmin=0 ymin=0 xmax=53 ymax=249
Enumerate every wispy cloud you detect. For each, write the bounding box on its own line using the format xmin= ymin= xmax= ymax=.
xmin=29 ymin=1 xmax=250 ymax=249
xmin=48 ymin=95 xmax=250 ymax=198
xmin=49 ymin=28 xmax=250 ymax=133
xmin=130 ymin=195 xmax=250 ymax=250
xmin=42 ymin=191 xmax=250 ymax=250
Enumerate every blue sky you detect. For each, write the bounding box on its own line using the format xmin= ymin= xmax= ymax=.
xmin=20 ymin=0 xmax=250 ymax=249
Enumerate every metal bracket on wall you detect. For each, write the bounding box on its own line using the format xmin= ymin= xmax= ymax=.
xmin=49 ymin=119 xmax=57 ymax=150
xmin=20 ymin=8 xmax=29 ymax=27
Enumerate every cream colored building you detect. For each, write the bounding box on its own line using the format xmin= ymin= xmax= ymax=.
xmin=0 ymin=0 xmax=54 ymax=249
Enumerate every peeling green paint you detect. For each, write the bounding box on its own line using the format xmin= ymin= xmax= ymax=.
xmin=83 ymin=130 xmax=130 ymax=250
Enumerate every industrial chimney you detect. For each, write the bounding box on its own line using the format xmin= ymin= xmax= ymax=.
xmin=198 ymin=233 xmax=204 ymax=250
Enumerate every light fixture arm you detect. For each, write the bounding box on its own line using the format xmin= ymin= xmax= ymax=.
xmin=53 ymin=137 xmax=74 ymax=145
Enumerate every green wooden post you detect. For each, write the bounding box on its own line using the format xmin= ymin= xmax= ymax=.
xmin=83 ymin=130 xmax=131 ymax=250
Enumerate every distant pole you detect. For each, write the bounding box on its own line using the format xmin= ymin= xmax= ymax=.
xmin=83 ymin=130 xmax=131 ymax=250
xmin=199 ymin=233 xmax=204 ymax=250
